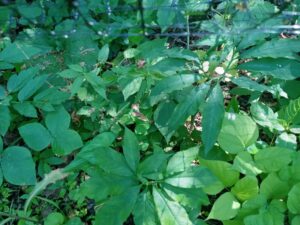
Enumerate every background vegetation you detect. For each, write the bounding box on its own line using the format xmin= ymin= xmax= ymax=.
xmin=0 ymin=0 xmax=300 ymax=224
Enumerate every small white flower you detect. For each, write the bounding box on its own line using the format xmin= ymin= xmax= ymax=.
xmin=202 ymin=61 xmax=209 ymax=72
xmin=215 ymin=66 xmax=225 ymax=75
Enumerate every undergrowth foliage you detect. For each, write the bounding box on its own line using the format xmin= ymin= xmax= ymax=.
xmin=0 ymin=0 xmax=300 ymax=224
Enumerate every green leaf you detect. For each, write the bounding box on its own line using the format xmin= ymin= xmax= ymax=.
xmin=18 ymin=74 xmax=48 ymax=102
xmin=133 ymin=191 xmax=159 ymax=225
xmin=200 ymin=159 xmax=239 ymax=188
xmin=250 ymin=102 xmax=284 ymax=131
xmin=164 ymin=166 xmax=217 ymax=189
xmin=275 ymin=132 xmax=297 ymax=150
xmin=162 ymin=84 xmax=210 ymax=141
xmin=260 ymin=173 xmax=290 ymax=199
xmin=7 ymin=67 xmax=39 ymax=92
xmin=153 ymin=187 xmax=193 ymax=225
xmin=231 ymin=176 xmax=259 ymax=201
xmin=94 ymin=147 xmax=134 ymax=177
xmin=0 ymin=42 xmax=42 ymax=63
xmin=218 ymin=113 xmax=259 ymax=154
xmin=45 ymin=106 xmax=71 ymax=133
xmin=98 ymin=44 xmax=109 ymax=64
xmin=95 ymin=186 xmax=140 ymax=225
xmin=278 ymin=96 xmax=300 ymax=125
xmin=208 ymin=192 xmax=240 ymax=221
xmin=19 ymin=123 xmax=52 ymax=151
xmin=254 ymin=147 xmax=292 ymax=173
xmin=202 ymin=84 xmax=224 ymax=154
xmin=138 ymin=151 xmax=170 ymax=180
xmin=287 ymin=183 xmax=300 ymax=214
xmin=0 ymin=105 xmax=10 ymax=136
xmin=149 ymin=74 xmax=200 ymax=106
xmin=157 ymin=0 xmax=176 ymax=31
xmin=0 ymin=146 xmax=36 ymax=185
xmin=238 ymin=58 xmax=300 ymax=80
xmin=0 ymin=136 xmax=3 ymax=153
xmin=44 ymin=212 xmax=64 ymax=225
xmin=123 ymin=128 xmax=140 ymax=172
xmin=120 ymin=77 xmax=143 ymax=100
xmin=241 ymin=39 xmax=300 ymax=60
xmin=162 ymin=184 xmax=209 ymax=209
xmin=52 ymin=129 xmax=83 ymax=155
xmin=13 ymin=102 xmax=37 ymax=118
xmin=292 ymin=216 xmax=300 ymax=225
xmin=154 ymin=101 xmax=176 ymax=140
xmin=0 ymin=168 xmax=3 ymax=186
xmin=17 ymin=3 xmax=42 ymax=19
xmin=232 ymin=77 xmax=267 ymax=93
xmin=124 ymin=48 xmax=140 ymax=59
xmin=166 ymin=146 xmax=199 ymax=175
xmin=233 ymin=151 xmax=262 ymax=176
xmin=33 ymin=88 xmax=70 ymax=107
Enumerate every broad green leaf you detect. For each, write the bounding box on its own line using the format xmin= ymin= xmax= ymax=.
xmin=207 ymin=192 xmax=240 ymax=220
xmin=120 ymin=77 xmax=143 ymax=100
xmin=250 ymin=102 xmax=284 ymax=131
xmin=154 ymin=101 xmax=176 ymax=140
xmin=124 ymin=48 xmax=140 ymax=59
xmin=95 ymin=186 xmax=140 ymax=225
xmin=202 ymin=84 xmax=224 ymax=154
xmin=278 ymin=96 xmax=300 ymax=125
xmin=292 ymin=216 xmax=300 ymax=225
xmin=232 ymin=77 xmax=267 ymax=93
xmin=166 ymin=146 xmax=199 ymax=175
xmin=254 ymin=147 xmax=292 ymax=172
xmin=153 ymin=187 xmax=193 ymax=225
xmin=218 ymin=113 xmax=259 ymax=154
xmin=238 ymin=58 xmax=300 ymax=80
xmin=162 ymin=84 xmax=210 ymax=141
xmin=200 ymin=159 xmax=239 ymax=188
xmin=157 ymin=0 xmax=176 ymax=31
xmin=164 ymin=166 xmax=217 ymax=189
xmin=133 ymin=192 xmax=159 ymax=225
xmin=123 ymin=128 xmax=140 ymax=171
xmin=0 ymin=136 xmax=3 ymax=153
xmin=13 ymin=102 xmax=37 ymax=118
xmin=17 ymin=3 xmax=42 ymax=19
xmin=0 ymin=42 xmax=42 ymax=63
xmin=275 ymin=132 xmax=297 ymax=150
xmin=19 ymin=123 xmax=52 ymax=151
xmin=241 ymin=39 xmax=300 ymax=59
xmin=231 ymin=176 xmax=259 ymax=201
xmin=80 ymin=169 xmax=138 ymax=201
xmin=162 ymin=184 xmax=209 ymax=209
xmin=0 ymin=168 xmax=3 ymax=186
xmin=94 ymin=147 xmax=133 ymax=177
xmin=287 ymin=183 xmax=300 ymax=214
xmin=33 ymin=88 xmax=70 ymax=107
xmin=7 ymin=67 xmax=39 ymax=92
xmin=149 ymin=74 xmax=200 ymax=106
xmin=18 ymin=74 xmax=48 ymax=102
xmin=138 ymin=151 xmax=170 ymax=180
xmin=0 ymin=105 xmax=10 ymax=136
xmin=44 ymin=212 xmax=64 ymax=225
xmin=0 ymin=146 xmax=36 ymax=185
xmin=98 ymin=44 xmax=109 ymax=64
xmin=65 ymin=218 xmax=82 ymax=225
xmin=244 ymin=211 xmax=282 ymax=225
xmin=45 ymin=106 xmax=70 ymax=133
xmin=260 ymin=173 xmax=290 ymax=199
xmin=52 ymin=129 xmax=83 ymax=155
xmin=233 ymin=151 xmax=262 ymax=176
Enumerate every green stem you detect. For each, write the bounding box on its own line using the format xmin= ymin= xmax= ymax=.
xmin=0 ymin=212 xmax=38 ymax=223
